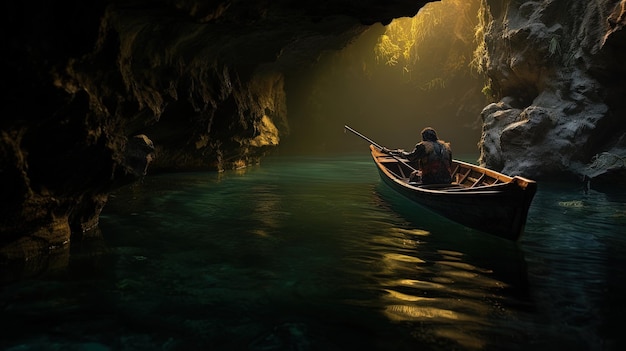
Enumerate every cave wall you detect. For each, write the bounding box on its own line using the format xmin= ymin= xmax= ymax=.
xmin=3 ymin=0 xmax=625 ymax=262
xmin=478 ymin=0 xmax=626 ymax=182
xmin=1 ymin=0 xmax=433 ymax=261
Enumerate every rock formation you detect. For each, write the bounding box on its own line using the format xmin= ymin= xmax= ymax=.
xmin=1 ymin=0 xmax=625 ymax=262
xmin=477 ymin=0 xmax=626 ymax=184
xmin=1 ymin=0 xmax=431 ymax=262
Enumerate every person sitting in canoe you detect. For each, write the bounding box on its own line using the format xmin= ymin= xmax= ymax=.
xmin=383 ymin=127 xmax=453 ymax=184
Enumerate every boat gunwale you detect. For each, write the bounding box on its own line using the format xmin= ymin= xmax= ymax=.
xmin=370 ymin=145 xmax=536 ymax=191
xmin=368 ymin=144 xmax=537 ymax=240
xmin=387 ymin=177 xmax=509 ymax=196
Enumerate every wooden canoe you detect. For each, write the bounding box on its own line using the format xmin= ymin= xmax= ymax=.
xmin=370 ymin=144 xmax=537 ymax=241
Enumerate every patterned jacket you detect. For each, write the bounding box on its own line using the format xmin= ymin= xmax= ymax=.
xmin=403 ymin=140 xmax=452 ymax=184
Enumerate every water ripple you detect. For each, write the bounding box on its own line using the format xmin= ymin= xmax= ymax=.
xmin=2 ymin=156 xmax=624 ymax=350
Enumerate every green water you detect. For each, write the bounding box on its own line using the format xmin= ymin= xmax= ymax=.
xmin=1 ymin=155 xmax=625 ymax=350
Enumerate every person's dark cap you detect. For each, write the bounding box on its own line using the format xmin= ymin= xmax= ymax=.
xmin=421 ymin=127 xmax=438 ymax=141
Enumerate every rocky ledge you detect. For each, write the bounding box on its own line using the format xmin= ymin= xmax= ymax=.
xmin=478 ymin=0 xmax=626 ymax=184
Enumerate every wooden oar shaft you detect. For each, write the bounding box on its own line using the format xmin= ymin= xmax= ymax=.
xmin=344 ymin=125 xmax=384 ymax=150
xmin=344 ymin=125 xmax=418 ymax=173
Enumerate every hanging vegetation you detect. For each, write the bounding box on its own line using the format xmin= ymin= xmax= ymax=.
xmin=374 ymin=0 xmax=484 ymax=90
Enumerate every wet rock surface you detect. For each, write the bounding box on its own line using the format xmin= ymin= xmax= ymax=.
xmin=2 ymin=0 xmax=625 ymax=259
xmin=1 ymin=0 xmax=432 ymax=259
xmin=478 ymin=0 xmax=626 ymax=185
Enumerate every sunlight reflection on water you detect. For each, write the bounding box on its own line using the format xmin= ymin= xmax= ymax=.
xmin=1 ymin=155 xmax=625 ymax=350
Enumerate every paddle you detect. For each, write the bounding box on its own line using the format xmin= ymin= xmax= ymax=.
xmin=343 ymin=125 xmax=386 ymax=150
xmin=343 ymin=125 xmax=419 ymax=173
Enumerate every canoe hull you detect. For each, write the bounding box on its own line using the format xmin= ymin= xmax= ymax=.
xmin=370 ymin=145 xmax=536 ymax=241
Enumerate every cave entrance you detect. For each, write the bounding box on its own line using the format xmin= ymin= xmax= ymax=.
xmin=282 ymin=0 xmax=487 ymax=156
